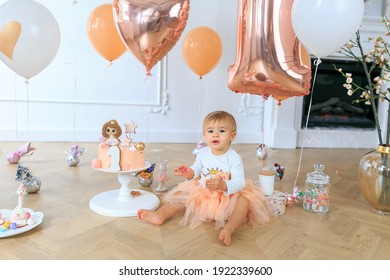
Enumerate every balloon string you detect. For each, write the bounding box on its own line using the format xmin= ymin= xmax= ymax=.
xmin=73 ymin=76 xmax=77 ymax=143
xmin=293 ymin=58 xmax=322 ymax=189
xmin=72 ymin=0 xmax=78 ymax=144
xmin=25 ymin=79 xmax=30 ymax=141
xmin=14 ymin=75 xmax=19 ymax=140
xmin=145 ymin=75 xmax=150 ymax=144
xmin=197 ymin=77 xmax=205 ymax=141
xmin=261 ymin=97 xmax=266 ymax=144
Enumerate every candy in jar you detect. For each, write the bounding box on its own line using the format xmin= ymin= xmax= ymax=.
xmin=303 ymin=163 xmax=330 ymax=213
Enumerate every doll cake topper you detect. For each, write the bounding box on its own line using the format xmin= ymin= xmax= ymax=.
xmin=102 ymin=119 xmax=122 ymax=146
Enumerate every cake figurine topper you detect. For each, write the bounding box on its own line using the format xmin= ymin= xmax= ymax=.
xmin=15 ymin=165 xmax=41 ymax=194
xmin=102 ymin=119 xmax=122 ymax=146
xmin=6 ymin=142 xmax=36 ymax=164
xmin=65 ymin=144 xmax=86 ymax=166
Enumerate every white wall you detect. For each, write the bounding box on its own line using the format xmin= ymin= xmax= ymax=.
xmin=0 ymin=0 xmax=385 ymax=147
xmin=0 ymin=0 xmax=265 ymax=144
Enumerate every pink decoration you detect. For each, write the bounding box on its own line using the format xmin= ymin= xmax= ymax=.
xmin=6 ymin=142 xmax=35 ymax=164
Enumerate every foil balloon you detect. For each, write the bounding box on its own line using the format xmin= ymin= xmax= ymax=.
xmin=228 ymin=0 xmax=311 ymax=105
xmin=113 ymin=0 xmax=190 ymax=76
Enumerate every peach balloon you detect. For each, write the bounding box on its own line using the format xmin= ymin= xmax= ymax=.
xmin=87 ymin=4 xmax=126 ymax=63
xmin=182 ymin=26 xmax=222 ymax=79
xmin=228 ymin=0 xmax=311 ymax=104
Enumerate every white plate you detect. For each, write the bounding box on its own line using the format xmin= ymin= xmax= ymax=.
xmin=0 ymin=208 xmax=44 ymax=238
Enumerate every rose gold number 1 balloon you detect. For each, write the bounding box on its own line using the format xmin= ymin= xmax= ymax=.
xmin=228 ymin=0 xmax=311 ymax=104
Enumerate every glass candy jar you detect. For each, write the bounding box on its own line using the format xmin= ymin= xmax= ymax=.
xmin=303 ymin=163 xmax=330 ymax=213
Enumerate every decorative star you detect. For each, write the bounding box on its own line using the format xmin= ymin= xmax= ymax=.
xmin=124 ymin=120 xmax=138 ymax=135
xmin=120 ymin=138 xmax=131 ymax=147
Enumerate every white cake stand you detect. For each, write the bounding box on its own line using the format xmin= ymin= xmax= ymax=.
xmin=89 ymin=161 xmax=160 ymax=217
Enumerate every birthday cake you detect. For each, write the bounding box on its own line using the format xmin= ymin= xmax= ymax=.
xmin=91 ymin=119 xmax=145 ymax=171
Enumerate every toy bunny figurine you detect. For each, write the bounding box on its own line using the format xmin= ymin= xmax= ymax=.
xmin=156 ymin=158 xmax=169 ymax=192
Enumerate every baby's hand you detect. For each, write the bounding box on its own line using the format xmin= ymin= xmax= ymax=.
xmin=205 ymin=177 xmax=226 ymax=191
xmin=173 ymin=166 xmax=194 ymax=180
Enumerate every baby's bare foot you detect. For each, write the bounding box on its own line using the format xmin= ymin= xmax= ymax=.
xmin=137 ymin=209 xmax=164 ymax=226
xmin=219 ymin=226 xmax=233 ymax=246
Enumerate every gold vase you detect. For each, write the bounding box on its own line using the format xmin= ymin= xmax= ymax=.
xmin=358 ymin=145 xmax=390 ymax=215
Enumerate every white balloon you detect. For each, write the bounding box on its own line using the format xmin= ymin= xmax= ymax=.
xmin=291 ymin=0 xmax=364 ymax=58
xmin=0 ymin=0 xmax=60 ymax=79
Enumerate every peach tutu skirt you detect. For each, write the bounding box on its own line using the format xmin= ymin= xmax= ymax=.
xmin=162 ymin=179 xmax=276 ymax=230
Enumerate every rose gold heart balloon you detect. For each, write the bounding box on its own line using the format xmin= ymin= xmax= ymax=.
xmin=228 ymin=0 xmax=311 ymax=105
xmin=113 ymin=0 xmax=190 ymax=76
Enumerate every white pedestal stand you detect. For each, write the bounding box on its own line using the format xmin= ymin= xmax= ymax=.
xmin=89 ymin=162 xmax=160 ymax=217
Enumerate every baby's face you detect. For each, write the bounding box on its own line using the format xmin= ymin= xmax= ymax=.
xmin=203 ymin=120 xmax=236 ymax=155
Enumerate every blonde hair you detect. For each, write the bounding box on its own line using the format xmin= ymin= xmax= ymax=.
xmin=203 ymin=111 xmax=237 ymax=132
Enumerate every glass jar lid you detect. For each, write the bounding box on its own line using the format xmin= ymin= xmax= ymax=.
xmin=306 ymin=163 xmax=329 ymax=184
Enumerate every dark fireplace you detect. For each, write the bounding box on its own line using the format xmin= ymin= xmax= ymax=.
xmin=301 ymin=58 xmax=381 ymax=129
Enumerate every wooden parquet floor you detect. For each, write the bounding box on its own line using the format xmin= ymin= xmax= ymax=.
xmin=1 ymin=142 xmax=390 ymax=260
